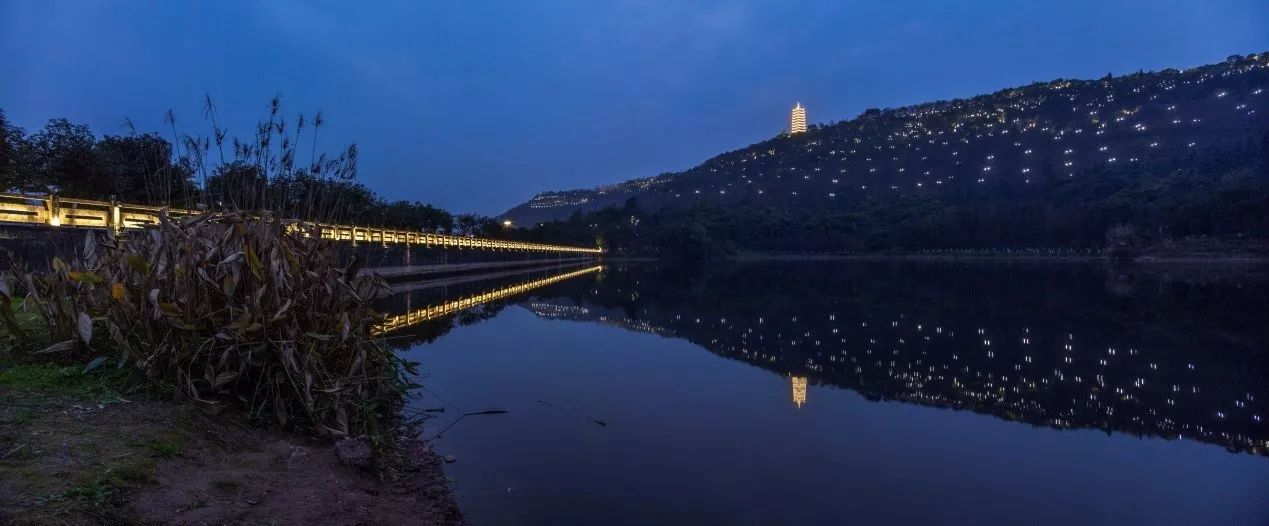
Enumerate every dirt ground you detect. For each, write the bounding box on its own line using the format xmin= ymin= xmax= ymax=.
xmin=0 ymin=389 xmax=462 ymax=525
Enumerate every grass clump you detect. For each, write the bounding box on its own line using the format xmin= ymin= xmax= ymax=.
xmin=0 ymin=363 xmax=124 ymax=400
xmin=146 ymin=439 xmax=182 ymax=459
xmin=0 ymin=364 xmax=77 ymax=390
xmin=0 ymin=295 xmax=52 ymax=354
xmin=33 ymin=463 xmax=152 ymax=524
xmin=58 ymin=481 xmax=115 ymax=512
xmin=112 ymin=458 xmax=158 ymax=484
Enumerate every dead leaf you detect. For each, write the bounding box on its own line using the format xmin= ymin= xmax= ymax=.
xmin=77 ymin=312 xmax=93 ymax=345
xmin=36 ymin=340 xmax=78 ymax=354
xmin=212 ymin=371 xmax=239 ymax=389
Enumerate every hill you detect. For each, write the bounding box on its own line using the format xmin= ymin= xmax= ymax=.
xmin=505 ymin=53 xmax=1269 ymax=256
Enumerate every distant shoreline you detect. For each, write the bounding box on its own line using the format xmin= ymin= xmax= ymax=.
xmin=601 ymin=252 xmax=1268 ymax=264
xmin=731 ymin=253 xmax=1268 ymax=264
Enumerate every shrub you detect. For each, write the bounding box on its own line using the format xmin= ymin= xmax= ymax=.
xmin=13 ymin=211 xmax=413 ymax=439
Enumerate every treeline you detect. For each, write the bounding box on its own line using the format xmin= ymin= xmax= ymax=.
xmin=525 ymin=133 xmax=1269 ymax=258
xmin=0 ymin=104 xmax=493 ymax=235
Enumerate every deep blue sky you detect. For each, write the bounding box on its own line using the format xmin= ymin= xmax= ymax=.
xmin=2 ymin=1 xmax=1267 ymax=214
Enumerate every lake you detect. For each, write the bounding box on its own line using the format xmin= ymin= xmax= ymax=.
xmin=377 ymin=261 xmax=1269 ymax=525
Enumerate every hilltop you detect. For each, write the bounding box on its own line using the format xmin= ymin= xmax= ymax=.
xmin=507 ymin=53 xmax=1269 ymax=256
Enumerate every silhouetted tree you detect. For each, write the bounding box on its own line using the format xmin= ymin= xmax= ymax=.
xmin=27 ymin=118 xmax=96 ymax=195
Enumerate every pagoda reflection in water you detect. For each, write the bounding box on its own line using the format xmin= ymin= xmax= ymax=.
xmin=374 ymin=261 xmax=1267 ymax=456
xmin=791 ymin=376 xmax=808 ymax=408
xmin=516 ymin=262 xmax=1269 ymax=456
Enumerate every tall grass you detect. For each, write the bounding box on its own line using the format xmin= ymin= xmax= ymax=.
xmin=183 ymin=96 xmax=364 ymax=223
xmin=101 ymin=95 xmax=367 ymax=223
xmin=9 ymin=215 xmax=414 ymax=444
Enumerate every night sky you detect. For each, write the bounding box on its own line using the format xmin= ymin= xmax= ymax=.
xmin=2 ymin=1 xmax=1266 ymax=214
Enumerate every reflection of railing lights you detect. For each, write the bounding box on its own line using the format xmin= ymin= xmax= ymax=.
xmin=372 ymin=265 xmax=604 ymax=336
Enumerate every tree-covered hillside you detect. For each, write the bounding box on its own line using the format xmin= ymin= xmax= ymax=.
xmin=508 ymin=53 xmax=1269 ymax=257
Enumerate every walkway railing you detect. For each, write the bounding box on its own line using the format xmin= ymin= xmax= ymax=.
xmin=0 ymin=192 xmax=602 ymax=255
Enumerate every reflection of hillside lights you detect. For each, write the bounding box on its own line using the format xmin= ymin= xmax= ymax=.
xmin=372 ymin=266 xmax=604 ymax=336
xmin=792 ymin=376 xmax=808 ymax=408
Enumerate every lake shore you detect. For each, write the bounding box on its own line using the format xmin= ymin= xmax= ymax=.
xmin=733 ymin=252 xmax=1268 ymax=263
xmin=0 ymin=369 xmax=462 ymax=525
xmin=737 ymin=238 xmax=1269 ymax=263
xmin=603 ymin=239 xmax=1269 ymax=265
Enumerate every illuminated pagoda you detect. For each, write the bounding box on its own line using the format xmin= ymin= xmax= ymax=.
xmin=790 ymin=102 xmax=807 ymax=134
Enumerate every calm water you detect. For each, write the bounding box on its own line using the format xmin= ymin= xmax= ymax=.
xmin=379 ymin=261 xmax=1269 ymax=525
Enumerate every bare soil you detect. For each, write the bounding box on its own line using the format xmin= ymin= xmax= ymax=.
xmin=0 ymin=390 xmax=461 ymax=525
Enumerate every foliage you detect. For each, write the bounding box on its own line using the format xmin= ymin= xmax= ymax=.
xmin=0 ymin=98 xmax=458 ymax=234
xmin=525 ymin=137 xmax=1269 ymax=258
xmin=146 ymin=439 xmax=182 ymax=459
xmin=0 ymin=363 xmax=125 ymax=401
xmin=24 ymin=118 xmax=97 ymax=195
xmin=9 ymin=214 xmax=415 ymax=439
xmin=0 ymin=109 xmax=26 ymax=191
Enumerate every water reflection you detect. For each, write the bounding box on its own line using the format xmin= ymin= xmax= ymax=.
xmin=376 ymin=261 xmax=1268 ymax=524
xmin=509 ymin=262 xmax=1268 ymax=456
xmin=791 ymin=375 xmax=808 ymax=408
xmin=373 ymin=265 xmax=604 ymax=336
xmin=379 ymin=261 xmax=1268 ymax=456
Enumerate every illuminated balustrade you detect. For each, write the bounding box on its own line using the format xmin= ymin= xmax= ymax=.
xmin=0 ymin=192 xmax=602 ymax=255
